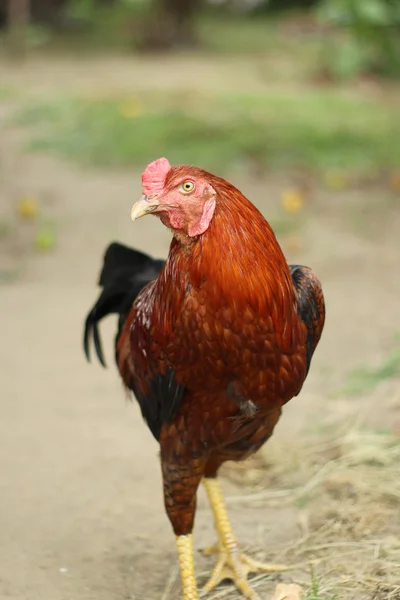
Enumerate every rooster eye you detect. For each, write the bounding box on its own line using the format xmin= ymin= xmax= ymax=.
xmin=180 ymin=181 xmax=195 ymax=194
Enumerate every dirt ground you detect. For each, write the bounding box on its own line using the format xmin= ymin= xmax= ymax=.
xmin=0 ymin=56 xmax=399 ymax=600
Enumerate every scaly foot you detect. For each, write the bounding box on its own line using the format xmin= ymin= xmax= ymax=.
xmin=201 ymin=478 xmax=288 ymax=598
xmin=176 ymin=534 xmax=200 ymax=600
xmin=201 ymin=541 xmax=288 ymax=599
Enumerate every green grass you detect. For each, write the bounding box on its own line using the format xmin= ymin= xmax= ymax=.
xmin=13 ymin=89 xmax=400 ymax=174
xmin=306 ymin=569 xmax=337 ymax=600
xmin=341 ymin=334 xmax=400 ymax=396
xmin=0 ymin=86 xmax=17 ymax=101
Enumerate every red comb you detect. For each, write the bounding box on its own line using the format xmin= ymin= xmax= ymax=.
xmin=142 ymin=157 xmax=171 ymax=194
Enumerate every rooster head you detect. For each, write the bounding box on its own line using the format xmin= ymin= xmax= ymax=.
xmin=131 ymin=157 xmax=217 ymax=238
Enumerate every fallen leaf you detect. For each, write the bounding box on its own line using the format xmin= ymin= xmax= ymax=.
xmin=16 ymin=196 xmax=39 ymax=220
xmin=323 ymin=170 xmax=348 ymax=191
xmin=281 ymin=189 xmax=305 ymax=214
xmin=269 ymin=583 xmax=303 ymax=600
xmin=118 ymin=97 xmax=144 ymax=119
xmin=390 ymin=171 xmax=400 ymax=194
xmin=35 ymin=227 xmax=57 ymax=252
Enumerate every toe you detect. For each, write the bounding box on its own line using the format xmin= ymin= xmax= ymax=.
xmin=200 ymin=542 xmax=219 ymax=557
xmin=201 ymin=547 xmax=288 ymax=599
xmin=201 ymin=555 xmax=230 ymax=594
xmin=241 ymin=554 xmax=289 ymax=573
xmin=234 ymin=577 xmax=262 ymax=600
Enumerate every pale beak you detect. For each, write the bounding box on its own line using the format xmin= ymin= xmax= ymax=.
xmin=131 ymin=195 xmax=160 ymax=221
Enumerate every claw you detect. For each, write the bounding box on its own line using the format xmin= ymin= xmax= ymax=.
xmin=200 ymin=542 xmax=219 ymax=557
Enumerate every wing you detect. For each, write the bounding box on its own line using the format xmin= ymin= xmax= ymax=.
xmin=130 ymin=365 xmax=185 ymax=442
xmin=290 ymin=265 xmax=325 ymax=378
xmin=117 ymin=285 xmax=185 ymax=442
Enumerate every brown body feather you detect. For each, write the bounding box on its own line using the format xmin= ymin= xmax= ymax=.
xmin=117 ymin=167 xmax=325 ymax=535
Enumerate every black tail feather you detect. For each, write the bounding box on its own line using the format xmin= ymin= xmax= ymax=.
xmin=83 ymin=242 xmax=165 ymax=368
xmin=99 ymin=242 xmax=157 ymax=286
xmin=83 ymin=287 xmax=126 ymax=367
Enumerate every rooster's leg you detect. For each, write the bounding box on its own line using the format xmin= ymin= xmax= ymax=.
xmin=201 ymin=477 xmax=287 ymax=599
xmin=161 ymin=444 xmax=206 ymax=600
xmin=176 ymin=534 xmax=199 ymax=600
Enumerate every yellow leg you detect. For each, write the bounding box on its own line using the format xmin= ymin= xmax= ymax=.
xmin=201 ymin=478 xmax=288 ymax=599
xmin=176 ymin=534 xmax=199 ymax=600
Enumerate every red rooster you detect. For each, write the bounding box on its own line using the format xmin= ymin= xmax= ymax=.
xmin=84 ymin=158 xmax=325 ymax=600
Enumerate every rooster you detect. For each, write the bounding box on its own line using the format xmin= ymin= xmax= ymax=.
xmin=84 ymin=158 xmax=325 ymax=600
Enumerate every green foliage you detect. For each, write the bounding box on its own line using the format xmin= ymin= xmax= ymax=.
xmin=306 ymin=565 xmax=338 ymax=600
xmin=317 ymin=0 xmax=400 ymax=79
xmin=13 ymin=90 xmax=400 ymax=174
xmin=67 ymin=0 xmax=96 ymax=20
xmin=66 ymin=0 xmax=146 ymax=21
xmin=197 ymin=13 xmax=281 ymax=53
xmin=26 ymin=24 xmax=53 ymax=48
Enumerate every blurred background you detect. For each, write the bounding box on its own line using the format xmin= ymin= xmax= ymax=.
xmin=0 ymin=1 xmax=399 ymax=599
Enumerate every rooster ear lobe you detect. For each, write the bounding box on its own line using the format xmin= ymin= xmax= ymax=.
xmin=187 ymin=197 xmax=216 ymax=237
